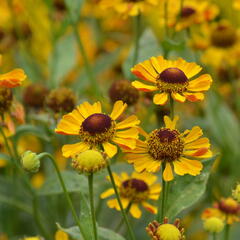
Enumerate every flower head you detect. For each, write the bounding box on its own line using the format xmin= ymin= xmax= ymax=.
xmin=0 ymin=55 xmax=26 ymax=88
xmin=55 ymin=100 xmax=140 ymax=158
xmin=101 ymin=171 xmax=161 ymax=218
xmin=203 ymin=217 xmax=224 ymax=233
xmin=146 ymin=218 xmax=185 ymax=240
xmin=21 ymin=150 xmax=40 ymax=173
xmin=72 ymin=150 xmax=107 ymax=174
xmin=131 ymin=56 xmax=212 ymax=105
xmin=125 ymin=115 xmax=212 ymax=181
xmin=202 ymin=197 xmax=240 ymax=225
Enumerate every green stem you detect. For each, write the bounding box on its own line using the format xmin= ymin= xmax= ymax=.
xmin=88 ymin=174 xmax=98 ymax=240
xmin=212 ymin=233 xmax=217 ymax=240
xmin=107 ymin=165 xmax=135 ymax=240
xmin=115 ymin=202 xmax=132 ymax=232
xmin=39 ymin=153 xmax=87 ymax=240
xmin=164 ymin=1 xmax=169 ymax=37
xmin=132 ymin=13 xmax=141 ymax=67
xmin=169 ymin=95 xmax=174 ymax=120
xmin=224 ymin=224 xmax=230 ymax=240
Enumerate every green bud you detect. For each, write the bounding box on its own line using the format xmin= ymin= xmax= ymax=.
xmin=21 ymin=151 xmax=40 ymax=173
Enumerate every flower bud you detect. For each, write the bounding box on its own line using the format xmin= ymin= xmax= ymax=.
xmin=203 ymin=217 xmax=224 ymax=233
xmin=21 ymin=151 xmax=40 ymax=173
xmin=72 ymin=150 xmax=107 ymax=174
xmin=232 ymin=183 xmax=240 ymax=202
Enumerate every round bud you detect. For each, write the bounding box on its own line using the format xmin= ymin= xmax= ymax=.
xmin=203 ymin=217 xmax=224 ymax=233
xmin=21 ymin=151 xmax=40 ymax=173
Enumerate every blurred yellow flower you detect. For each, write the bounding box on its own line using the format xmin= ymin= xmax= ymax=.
xmin=131 ymin=56 xmax=212 ymax=105
xmin=55 ymin=101 xmax=140 ymax=158
xmin=125 ymin=115 xmax=212 ymax=181
xmin=101 ymin=171 xmax=161 ymax=218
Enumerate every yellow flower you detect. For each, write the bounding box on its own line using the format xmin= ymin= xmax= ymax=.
xmin=131 ymin=56 xmax=212 ymax=105
xmin=55 ymin=230 xmax=69 ymax=240
xmin=0 ymin=55 xmax=26 ymax=88
xmin=125 ymin=115 xmax=212 ymax=181
xmin=101 ymin=171 xmax=161 ymax=218
xmin=100 ymin=0 xmax=159 ymax=18
xmin=203 ymin=217 xmax=224 ymax=233
xmin=233 ymin=0 xmax=240 ymax=10
xmin=202 ymin=198 xmax=240 ymax=225
xmin=55 ymin=100 xmax=140 ymax=158
xmin=146 ymin=218 xmax=185 ymax=240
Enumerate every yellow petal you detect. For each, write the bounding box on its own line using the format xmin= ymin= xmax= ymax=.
xmin=184 ymin=126 xmax=203 ymax=143
xmin=142 ymin=201 xmax=157 ymax=214
xmin=184 ymin=92 xmax=204 ymax=102
xmin=107 ymin=199 xmax=120 ymax=210
xmin=188 ymin=74 xmax=213 ymax=92
xmin=150 ymin=56 xmax=169 ymax=74
xmin=171 ymin=93 xmax=186 ymax=103
xmin=132 ymin=80 xmax=158 ymax=92
xmin=112 ymin=137 xmax=136 ymax=150
xmin=100 ymin=188 xmax=115 ymax=199
xmin=62 ymin=142 xmax=89 ymax=157
xmin=0 ymin=69 xmax=26 ymax=88
xmin=184 ymin=137 xmax=210 ymax=150
xmin=55 ymin=230 xmax=69 ymax=240
xmin=184 ymin=149 xmax=212 ymax=158
xmin=178 ymin=157 xmax=203 ymax=176
xmin=106 ymin=172 xmax=122 ymax=187
xmin=130 ymin=203 xmax=142 ymax=218
xmin=153 ymin=93 xmax=168 ymax=105
xmin=115 ymin=115 xmax=140 ymax=129
xmin=110 ymin=100 xmax=127 ymax=120
xmin=164 ymin=115 xmax=179 ymax=129
xmin=116 ymin=128 xmax=139 ymax=139
xmin=102 ymin=142 xmax=118 ymax=158
xmin=173 ymin=160 xmax=188 ymax=176
xmin=163 ymin=163 xmax=174 ymax=181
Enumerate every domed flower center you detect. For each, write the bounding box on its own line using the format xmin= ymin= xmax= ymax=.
xmin=147 ymin=128 xmax=184 ymax=162
xmin=159 ymin=68 xmax=188 ymax=84
xmin=181 ymin=7 xmax=196 ymax=18
xmin=211 ymin=24 xmax=237 ymax=48
xmin=82 ymin=113 xmax=112 ymax=135
xmin=157 ymin=224 xmax=181 ymax=240
xmin=120 ymin=178 xmax=149 ymax=202
xmin=218 ymin=198 xmax=240 ymax=215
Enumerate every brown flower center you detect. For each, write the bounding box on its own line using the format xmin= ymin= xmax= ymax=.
xmin=147 ymin=128 xmax=184 ymax=162
xmin=218 ymin=199 xmax=240 ymax=215
xmin=158 ymin=68 xmax=188 ymax=84
xmin=181 ymin=7 xmax=196 ymax=18
xmin=0 ymin=87 xmax=13 ymax=114
xmin=82 ymin=113 xmax=112 ymax=135
xmin=211 ymin=24 xmax=237 ymax=48
xmin=120 ymin=178 xmax=149 ymax=202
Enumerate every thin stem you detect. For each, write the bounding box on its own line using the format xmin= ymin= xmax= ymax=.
xmin=115 ymin=202 xmax=132 ymax=232
xmin=67 ymin=9 xmax=100 ymax=96
xmin=107 ymin=165 xmax=135 ymax=240
xmin=224 ymin=224 xmax=230 ymax=240
xmin=212 ymin=233 xmax=217 ymax=240
xmin=88 ymin=174 xmax=98 ymax=240
xmin=132 ymin=13 xmax=141 ymax=67
xmin=39 ymin=153 xmax=87 ymax=240
xmin=170 ymin=95 xmax=175 ymax=120
xmin=164 ymin=1 xmax=169 ymax=37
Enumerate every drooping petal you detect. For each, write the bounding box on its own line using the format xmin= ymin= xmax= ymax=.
xmin=164 ymin=115 xmax=179 ymax=129
xmin=110 ymin=101 xmax=127 ymax=120
xmin=153 ymin=93 xmax=168 ymax=105
xmin=62 ymin=142 xmax=90 ymax=158
xmin=0 ymin=69 xmax=26 ymax=88
xmin=132 ymin=80 xmax=158 ymax=92
xmin=142 ymin=201 xmax=157 ymax=214
xmin=178 ymin=157 xmax=203 ymax=176
xmin=102 ymin=142 xmax=118 ymax=158
xmin=112 ymin=137 xmax=136 ymax=150
xmin=184 ymin=126 xmax=203 ymax=143
xmin=184 ymin=92 xmax=204 ymax=102
xmin=184 ymin=149 xmax=212 ymax=158
xmin=107 ymin=199 xmax=120 ymax=210
xmin=116 ymin=128 xmax=139 ymax=139
xmin=173 ymin=160 xmax=188 ymax=176
xmin=171 ymin=93 xmax=186 ymax=103
xmin=130 ymin=203 xmax=142 ymax=218
xmin=100 ymin=188 xmax=115 ymax=199
xmin=163 ymin=163 xmax=174 ymax=181
xmin=184 ymin=137 xmax=210 ymax=150
xmin=115 ymin=115 xmax=140 ymax=129
xmin=188 ymin=74 xmax=213 ymax=92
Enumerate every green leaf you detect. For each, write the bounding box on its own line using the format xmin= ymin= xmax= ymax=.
xmin=64 ymin=0 xmax=84 ymax=23
xmin=58 ymin=225 xmax=126 ymax=240
xmin=49 ymin=34 xmax=77 ymax=87
xmin=12 ymin=124 xmax=50 ymax=142
xmin=165 ymin=156 xmax=217 ymax=220
xmin=37 ymin=171 xmax=88 ymax=196
xmin=122 ymin=29 xmax=163 ymax=80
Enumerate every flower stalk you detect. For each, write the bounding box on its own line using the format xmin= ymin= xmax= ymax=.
xmin=132 ymin=13 xmax=141 ymax=68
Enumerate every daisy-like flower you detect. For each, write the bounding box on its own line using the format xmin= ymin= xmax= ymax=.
xmin=55 ymin=101 xmax=140 ymax=158
xmin=0 ymin=55 xmax=26 ymax=88
xmin=131 ymin=56 xmax=212 ymax=105
xmin=100 ymin=0 xmax=159 ymax=18
xmin=146 ymin=218 xmax=185 ymax=240
xmin=124 ymin=115 xmax=212 ymax=181
xmin=202 ymin=198 xmax=240 ymax=225
xmin=101 ymin=171 xmax=161 ymax=218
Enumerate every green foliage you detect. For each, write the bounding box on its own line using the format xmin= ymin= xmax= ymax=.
xmin=166 ymin=156 xmax=216 ymax=220
xmin=37 ymin=171 xmax=88 ymax=196
xmin=64 ymin=0 xmax=84 ymax=23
